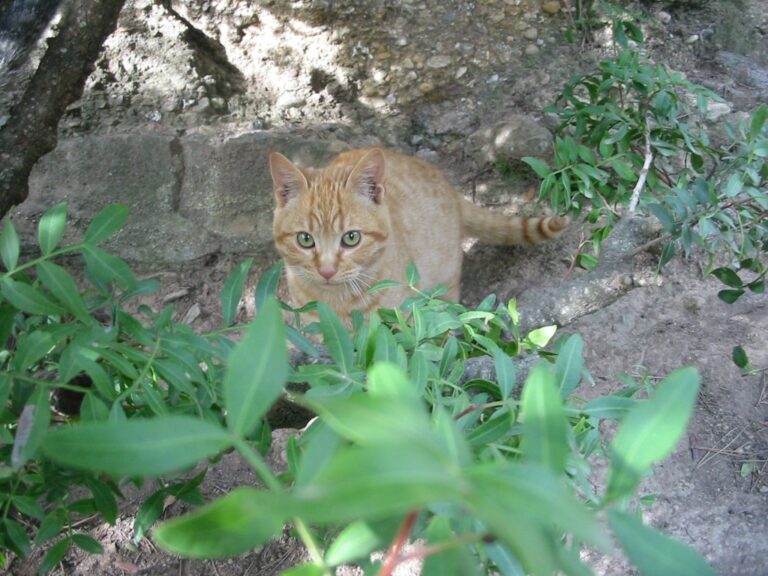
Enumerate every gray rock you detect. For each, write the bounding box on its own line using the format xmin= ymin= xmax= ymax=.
xmin=18 ymin=130 xmax=348 ymax=265
xmin=464 ymin=116 xmax=553 ymax=165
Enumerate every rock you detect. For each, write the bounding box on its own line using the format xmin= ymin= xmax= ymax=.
xmin=656 ymin=10 xmax=672 ymax=24
xmin=524 ymin=44 xmax=540 ymax=56
xmin=703 ymin=101 xmax=732 ymax=122
xmin=464 ymin=116 xmax=553 ymax=165
xmin=685 ymin=34 xmax=700 ymax=44
xmin=426 ymin=55 xmax=452 ymax=69
xmin=542 ymin=1 xmax=561 ymax=15
xmin=523 ymin=28 xmax=538 ymax=41
xmin=18 ymin=131 xmax=348 ymax=265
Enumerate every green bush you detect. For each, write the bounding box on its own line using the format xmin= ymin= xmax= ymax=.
xmin=0 ymin=202 xmax=715 ymax=574
xmin=524 ymin=13 xmax=767 ymax=300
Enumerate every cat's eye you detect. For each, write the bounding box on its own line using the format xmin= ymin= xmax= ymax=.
xmin=341 ymin=230 xmax=361 ymax=247
xmin=296 ymin=232 xmax=315 ymax=248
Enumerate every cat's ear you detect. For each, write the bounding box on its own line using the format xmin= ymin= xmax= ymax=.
xmin=269 ymin=152 xmax=308 ymax=207
xmin=347 ymin=148 xmax=385 ymax=204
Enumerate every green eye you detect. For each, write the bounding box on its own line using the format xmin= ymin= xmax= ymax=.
xmin=341 ymin=230 xmax=361 ymax=247
xmin=297 ymin=232 xmax=315 ymax=248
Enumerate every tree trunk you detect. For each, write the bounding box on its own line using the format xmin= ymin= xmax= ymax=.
xmin=0 ymin=0 xmax=126 ymax=219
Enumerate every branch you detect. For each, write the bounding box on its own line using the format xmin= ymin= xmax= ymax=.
xmin=628 ymin=128 xmax=653 ymax=213
xmin=515 ymin=215 xmax=662 ymax=335
xmin=0 ymin=0 xmax=126 ymax=218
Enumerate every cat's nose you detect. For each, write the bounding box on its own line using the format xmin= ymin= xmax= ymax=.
xmin=319 ymin=266 xmax=336 ymax=280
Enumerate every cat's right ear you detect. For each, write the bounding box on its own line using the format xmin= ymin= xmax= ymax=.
xmin=269 ymin=152 xmax=308 ymax=207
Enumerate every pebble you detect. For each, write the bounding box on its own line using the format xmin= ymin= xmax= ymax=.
xmin=455 ymin=66 xmax=468 ymax=79
xmin=685 ymin=34 xmax=700 ymax=44
xmin=524 ymin=44 xmax=540 ymax=56
xmin=426 ymin=55 xmax=452 ymax=68
xmin=542 ymin=1 xmax=560 ymax=15
xmin=657 ymin=10 xmax=672 ymax=24
xmin=523 ymin=28 xmax=538 ymax=40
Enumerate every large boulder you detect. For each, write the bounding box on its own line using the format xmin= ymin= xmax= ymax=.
xmin=16 ymin=129 xmax=348 ymax=264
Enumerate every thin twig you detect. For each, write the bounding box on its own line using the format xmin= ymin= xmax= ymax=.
xmin=377 ymin=510 xmax=420 ymax=576
xmin=694 ymin=425 xmax=748 ymax=470
xmin=628 ymin=127 xmax=653 ymax=213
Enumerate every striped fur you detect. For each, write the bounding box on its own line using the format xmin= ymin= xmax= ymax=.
xmin=270 ymin=147 xmax=568 ymax=321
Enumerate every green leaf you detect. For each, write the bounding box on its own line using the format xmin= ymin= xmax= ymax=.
xmin=295 ymin=443 xmax=460 ymax=523
xmin=10 ymin=330 xmax=54 ymax=372
xmin=423 ymin=516 xmax=479 ymax=576
xmin=11 ymin=389 xmax=51 ymax=469
xmin=493 ymin=349 xmax=516 ymax=399
xmin=255 ymin=260 xmax=283 ymax=311
xmin=555 ymin=334 xmax=583 ymax=398
xmin=38 ymin=537 xmax=70 ymax=574
xmin=406 ymin=261 xmax=420 ymax=286
xmin=153 ymin=488 xmax=287 ymax=558
xmin=85 ymin=477 xmax=118 ymax=525
xmin=367 ymin=279 xmax=402 ymax=294
xmin=38 ymin=203 xmax=68 ymax=256
xmin=522 ymin=157 xmax=551 ymax=178
xmin=731 ymin=345 xmax=749 ymax=370
xmin=4 ymin=517 xmax=31 ymax=556
xmin=525 ymin=325 xmax=557 ymax=348
xmin=724 ymin=174 xmax=743 ymax=198
xmin=711 ymin=267 xmax=743 ymax=289
xmin=36 ymin=261 xmax=92 ymax=323
xmin=71 ymin=533 xmax=104 ymax=555
xmin=0 ymin=218 xmax=20 ymax=271
xmin=750 ymin=103 xmax=767 ymax=141
xmin=717 ymin=289 xmax=744 ymax=304
xmin=0 ymin=278 xmax=66 ymax=316
xmin=520 ymin=364 xmax=567 ymax=473
xmin=84 ymin=204 xmax=128 ymax=244
xmin=42 ymin=416 xmax=231 ymax=476
xmin=221 ymin=259 xmax=253 ymax=325
xmin=606 ymin=367 xmax=700 ymax=501
xmin=607 ymin=510 xmax=717 ymax=576
xmin=224 ymin=297 xmax=287 ymax=438
xmin=82 ymin=245 xmax=137 ymax=290
xmin=325 ymin=521 xmax=381 ymax=566
xmin=317 ymin=301 xmax=354 ymax=375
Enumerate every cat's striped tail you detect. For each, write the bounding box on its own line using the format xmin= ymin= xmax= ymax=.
xmin=459 ymin=199 xmax=570 ymax=245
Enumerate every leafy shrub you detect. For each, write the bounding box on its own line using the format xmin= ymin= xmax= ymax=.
xmin=0 ymin=204 xmax=235 ymax=570
xmin=524 ymin=13 xmax=767 ymax=301
xmin=0 ymin=200 xmax=714 ymax=576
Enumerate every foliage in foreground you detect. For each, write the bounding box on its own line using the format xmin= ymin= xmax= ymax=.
xmin=0 ymin=203 xmax=715 ymax=575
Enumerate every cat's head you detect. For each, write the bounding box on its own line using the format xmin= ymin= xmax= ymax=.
xmin=270 ymin=149 xmax=390 ymax=291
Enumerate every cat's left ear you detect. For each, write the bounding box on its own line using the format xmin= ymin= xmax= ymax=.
xmin=348 ymin=148 xmax=385 ymax=205
xmin=269 ymin=152 xmax=308 ymax=207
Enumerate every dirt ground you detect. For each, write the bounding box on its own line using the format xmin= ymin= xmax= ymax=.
xmin=5 ymin=0 xmax=768 ymax=574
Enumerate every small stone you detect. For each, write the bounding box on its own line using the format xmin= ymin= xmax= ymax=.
xmin=145 ymin=110 xmax=162 ymax=122
xmin=418 ymin=81 xmax=434 ymax=94
xmin=524 ymin=44 xmax=540 ymax=56
xmin=523 ymin=27 xmax=538 ymax=40
xmin=704 ymin=101 xmax=732 ymax=121
xmin=685 ymin=34 xmax=699 ymax=44
xmin=656 ymin=10 xmax=672 ymax=24
xmin=455 ymin=66 xmax=468 ymax=79
xmin=402 ymin=57 xmax=414 ymax=69
xmin=542 ymin=1 xmax=560 ymax=15
xmin=396 ymin=37 xmax=408 ymax=46
xmin=426 ymin=54 xmax=452 ymax=68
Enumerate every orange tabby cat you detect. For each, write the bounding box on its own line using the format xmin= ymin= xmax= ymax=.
xmin=270 ymin=147 xmax=568 ymax=320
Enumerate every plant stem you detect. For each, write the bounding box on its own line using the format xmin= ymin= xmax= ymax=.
xmin=629 ymin=128 xmax=653 ymax=212
xmin=377 ymin=509 xmax=420 ymax=576
xmin=1 ymin=243 xmax=87 ymax=280
xmin=232 ymin=436 xmax=328 ymax=572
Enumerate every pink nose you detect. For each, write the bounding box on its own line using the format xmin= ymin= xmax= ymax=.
xmin=319 ymin=267 xmax=336 ymax=280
